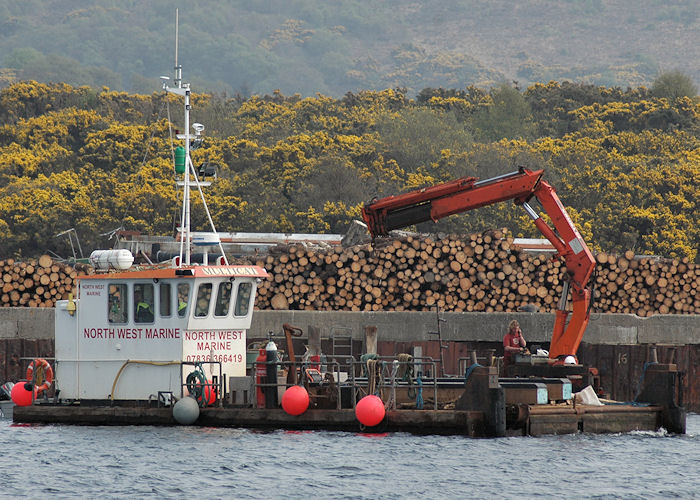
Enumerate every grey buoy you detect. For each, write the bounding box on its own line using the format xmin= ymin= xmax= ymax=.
xmin=172 ymin=396 xmax=200 ymax=425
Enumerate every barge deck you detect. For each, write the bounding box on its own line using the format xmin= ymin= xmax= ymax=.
xmin=12 ymin=403 xmax=671 ymax=437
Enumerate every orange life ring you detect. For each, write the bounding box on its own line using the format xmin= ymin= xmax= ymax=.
xmin=26 ymin=358 xmax=53 ymax=395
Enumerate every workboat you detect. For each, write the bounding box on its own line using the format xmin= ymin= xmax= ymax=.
xmin=49 ymin=19 xmax=266 ymax=408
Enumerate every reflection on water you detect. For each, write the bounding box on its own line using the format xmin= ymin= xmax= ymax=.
xmin=1 ymin=414 xmax=698 ymax=499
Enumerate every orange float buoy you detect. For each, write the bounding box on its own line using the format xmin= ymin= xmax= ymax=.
xmin=282 ymin=385 xmax=309 ymax=416
xmin=11 ymin=382 xmax=35 ymax=407
xmin=355 ymin=395 xmax=385 ymax=427
xmin=197 ymin=379 xmax=217 ymax=407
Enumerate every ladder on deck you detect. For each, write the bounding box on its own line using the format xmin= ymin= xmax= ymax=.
xmin=331 ymin=326 xmax=353 ymax=373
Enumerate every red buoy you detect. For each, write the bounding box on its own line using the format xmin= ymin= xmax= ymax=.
xmin=355 ymin=395 xmax=385 ymax=427
xmin=11 ymin=382 xmax=35 ymax=407
xmin=282 ymin=385 xmax=309 ymax=416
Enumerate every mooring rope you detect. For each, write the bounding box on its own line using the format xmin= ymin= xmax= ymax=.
xmin=415 ymin=376 xmax=424 ymax=410
xmin=366 ymin=359 xmax=382 ymax=396
xmin=361 ymin=353 xmax=378 ymax=377
xmin=34 ymin=363 xmax=46 ymax=387
xmin=397 ymin=353 xmax=415 ymax=398
xmin=397 ymin=353 xmax=413 ymax=380
xmin=633 ymin=360 xmax=658 ymax=402
xmin=384 ymin=360 xmax=400 ymax=411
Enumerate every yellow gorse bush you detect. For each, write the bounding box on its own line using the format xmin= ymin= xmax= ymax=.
xmin=0 ymin=80 xmax=696 ymax=261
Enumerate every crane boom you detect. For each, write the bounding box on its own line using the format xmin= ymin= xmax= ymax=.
xmin=361 ymin=167 xmax=596 ymax=361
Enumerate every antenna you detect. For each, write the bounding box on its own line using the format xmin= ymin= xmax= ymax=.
xmin=174 ymin=8 xmax=182 ymax=88
xmin=175 ymin=9 xmax=178 ymax=68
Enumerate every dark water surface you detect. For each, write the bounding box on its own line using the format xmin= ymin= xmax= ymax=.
xmin=1 ymin=414 xmax=698 ymax=499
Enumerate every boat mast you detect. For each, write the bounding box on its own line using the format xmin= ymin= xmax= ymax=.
xmin=162 ymin=9 xmax=191 ymax=266
xmin=162 ymin=9 xmax=229 ymax=267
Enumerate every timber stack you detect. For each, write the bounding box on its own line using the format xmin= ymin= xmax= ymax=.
xmin=0 ymin=255 xmax=89 ymax=307
xmin=0 ymin=229 xmax=697 ymax=315
xmin=252 ymin=228 xmax=699 ymax=316
xmin=593 ymin=250 xmax=697 ymax=315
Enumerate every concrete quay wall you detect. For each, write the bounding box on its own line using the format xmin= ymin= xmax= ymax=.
xmin=0 ymin=307 xmax=697 ymax=345
xmin=0 ymin=308 xmax=55 ymax=340
xmin=250 ymin=310 xmax=700 ymax=346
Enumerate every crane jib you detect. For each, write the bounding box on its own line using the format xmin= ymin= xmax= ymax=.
xmin=360 ymin=166 xmax=595 ymax=361
xmin=385 ymin=203 xmax=433 ymax=232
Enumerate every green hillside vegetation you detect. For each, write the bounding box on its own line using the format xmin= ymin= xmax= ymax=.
xmin=0 ymin=76 xmax=698 ymax=262
xmin=0 ymin=1 xmax=699 ymax=97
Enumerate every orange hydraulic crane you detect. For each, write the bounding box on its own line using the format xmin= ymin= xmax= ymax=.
xmin=361 ymin=167 xmax=596 ymax=362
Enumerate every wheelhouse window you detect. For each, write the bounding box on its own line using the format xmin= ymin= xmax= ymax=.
xmin=234 ymin=282 xmax=253 ymax=317
xmin=194 ymin=283 xmax=212 ymax=317
xmin=108 ymin=284 xmax=128 ymax=324
xmin=214 ymin=281 xmax=232 ymax=317
xmin=160 ymin=283 xmax=172 ymax=317
xmin=177 ymin=283 xmax=190 ymax=318
xmin=134 ymin=283 xmax=154 ymax=323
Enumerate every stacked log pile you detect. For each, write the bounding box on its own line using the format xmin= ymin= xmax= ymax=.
xmin=592 ymin=250 xmax=698 ymax=315
xmin=0 ymin=255 xmax=88 ymax=307
xmin=0 ymin=233 xmax=697 ymax=316
xmin=252 ymin=229 xmax=699 ymax=316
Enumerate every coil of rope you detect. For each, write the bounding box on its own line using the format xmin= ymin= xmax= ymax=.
xmin=360 ymin=353 xmax=378 ymax=377
xmin=186 ymin=362 xmax=212 ymax=407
